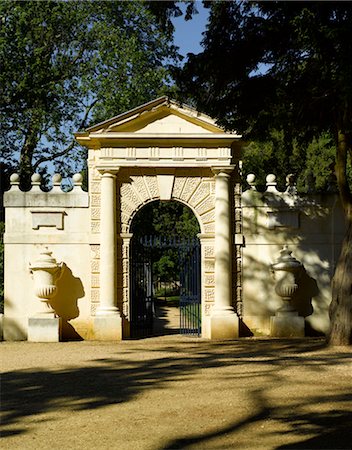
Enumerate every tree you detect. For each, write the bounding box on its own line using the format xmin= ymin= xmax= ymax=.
xmin=242 ymin=131 xmax=340 ymax=193
xmin=178 ymin=1 xmax=352 ymax=345
xmin=131 ymin=201 xmax=200 ymax=289
xmin=0 ymin=0 xmax=182 ymax=189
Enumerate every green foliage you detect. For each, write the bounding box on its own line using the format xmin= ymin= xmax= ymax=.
xmin=179 ymin=2 xmax=352 ymax=136
xmin=243 ymin=131 xmax=341 ymax=193
xmin=131 ymin=201 xmax=200 ymax=238
xmin=131 ymin=200 xmax=200 ymax=286
xmin=177 ymin=1 xmax=352 ymax=344
xmin=178 ymin=1 xmax=352 ymax=196
xmin=0 ymin=0 xmax=180 ymax=186
xmin=153 ymin=253 xmax=176 ymax=283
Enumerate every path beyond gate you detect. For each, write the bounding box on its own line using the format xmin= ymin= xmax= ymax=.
xmin=131 ymin=236 xmax=201 ymax=338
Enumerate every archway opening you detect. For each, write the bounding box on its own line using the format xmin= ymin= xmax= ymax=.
xmin=130 ymin=201 xmax=201 ymax=338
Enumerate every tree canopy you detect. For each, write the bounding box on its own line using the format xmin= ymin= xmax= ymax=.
xmin=0 ymin=0 xmax=185 ymax=188
xmin=178 ymin=1 xmax=352 ymax=344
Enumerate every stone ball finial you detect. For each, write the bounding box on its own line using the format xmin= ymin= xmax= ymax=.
xmin=10 ymin=173 xmax=20 ymax=184
xmin=246 ymin=173 xmax=257 ymax=191
xmin=52 ymin=173 xmax=62 ymax=185
xmin=247 ymin=173 xmax=256 ymax=184
xmin=266 ymin=174 xmax=276 ymax=184
xmin=31 ymin=173 xmax=41 ymax=183
xmin=72 ymin=173 xmax=83 ymax=185
xmin=265 ymin=174 xmax=278 ymax=192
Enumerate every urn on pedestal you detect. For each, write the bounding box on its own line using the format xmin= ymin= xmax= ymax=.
xmin=29 ymin=249 xmax=64 ymax=317
xmin=270 ymin=246 xmax=305 ymax=337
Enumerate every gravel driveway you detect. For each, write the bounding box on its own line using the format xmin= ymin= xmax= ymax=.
xmin=1 ymin=337 xmax=351 ymax=450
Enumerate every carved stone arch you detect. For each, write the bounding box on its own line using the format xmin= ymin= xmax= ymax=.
xmin=120 ymin=172 xmax=213 ymax=235
xmin=125 ymin=195 xmax=205 ymax=235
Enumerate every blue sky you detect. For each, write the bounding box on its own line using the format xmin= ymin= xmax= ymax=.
xmin=172 ymin=2 xmax=209 ymax=59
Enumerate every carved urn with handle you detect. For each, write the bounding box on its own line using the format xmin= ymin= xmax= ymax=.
xmin=29 ymin=249 xmax=64 ymax=316
xmin=272 ymin=246 xmax=302 ymax=314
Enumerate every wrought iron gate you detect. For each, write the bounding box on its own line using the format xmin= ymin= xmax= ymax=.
xmin=179 ymin=239 xmax=201 ymax=336
xmin=130 ymin=236 xmax=201 ymax=338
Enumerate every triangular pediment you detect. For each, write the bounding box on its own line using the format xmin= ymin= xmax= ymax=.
xmin=85 ymin=97 xmax=228 ymax=135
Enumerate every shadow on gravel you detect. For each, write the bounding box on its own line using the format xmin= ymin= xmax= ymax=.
xmin=163 ymin=389 xmax=352 ymax=450
xmin=2 ymin=339 xmax=351 ymax=448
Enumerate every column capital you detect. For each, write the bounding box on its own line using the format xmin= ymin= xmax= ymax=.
xmin=97 ymin=168 xmax=120 ymax=176
xmin=119 ymin=233 xmax=133 ymax=245
xmin=211 ymin=166 xmax=235 ymax=176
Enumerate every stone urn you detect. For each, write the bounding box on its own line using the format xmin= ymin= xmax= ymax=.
xmin=29 ymin=249 xmax=64 ymax=316
xmin=272 ymin=246 xmax=302 ymax=314
xmin=270 ymin=246 xmax=305 ymax=337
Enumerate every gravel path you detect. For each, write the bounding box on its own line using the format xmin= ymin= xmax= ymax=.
xmin=1 ymin=337 xmax=351 ymax=450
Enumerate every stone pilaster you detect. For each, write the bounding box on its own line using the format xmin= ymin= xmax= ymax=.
xmin=210 ymin=168 xmax=239 ymax=339
xmin=94 ymin=170 xmax=122 ymax=340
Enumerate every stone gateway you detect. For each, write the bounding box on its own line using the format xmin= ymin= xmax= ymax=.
xmin=2 ymin=97 xmax=345 ymax=341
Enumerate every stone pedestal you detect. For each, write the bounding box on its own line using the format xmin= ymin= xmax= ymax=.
xmin=94 ymin=315 xmax=122 ymax=341
xmin=28 ymin=316 xmax=62 ymax=342
xmin=270 ymin=311 xmax=305 ymax=337
xmin=210 ymin=312 xmax=239 ymax=340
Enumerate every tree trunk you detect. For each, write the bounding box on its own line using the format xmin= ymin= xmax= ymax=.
xmin=19 ymin=127 xmax=40 ymax=190
xmin=328 ymin=219 xmax=352 ymax=345
xmin=328 ymin=130 xmax=352 ymax=346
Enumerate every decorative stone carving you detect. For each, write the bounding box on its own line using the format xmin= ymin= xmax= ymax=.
xmin=126 ymin=147 xmax=137 ymax=159
xmin=91 ymin=289 xmax=100 ymax=302
xmin=91 ymin=194 xmax=101 ymax=207
xmin=205 ymin=304 xmax=213 ymax=316
xmin=91 ymin=221 xmax=100 ymax=233
xmin=204 ymin=245 xmax=215 ymax=258
xmin=173 ymin=146 xmax=184 ymax=160
xmin=204 ymin=259 xmax=215 ymax=273
xmin=196 ymin=195 xmax=215 ymax=215
xmin=121 ymin=184 xmax=142 ymax=209
xmin=189 ymin=182 xmax=210 ymax=207
xmin=205 ymin=274 xmax=215 ymax=286
xmin=91 ymin=259 xmax=100 ymax=273
xmin=200 ymin=209 xmax=215 ymax=224
xmin=91 ymin=208 xmax=100 ymax=220
xmin=270 ymin=246 xmax=305 ymax=337
xmin=272 ymin=246 xmax=302 ymax=313
xmin=91 ymin=275 xmax=100 ymax=288
xmin=90 ymin=182 xmax=101 ymax=193
xmin=90 ymin=244 xmax=100 ymax=259
xmin=131 ymin=176 xmax=150 ymax=203
xmin=172 ymin=177 xmax=187 ymax=198
xmin=29 ymin=249 xmax=64 ymax=316
xmin=144 ymin=176 xmax=159 ymax=198
xmin=180 ymin=178 xmax=200 ymax=202
xmin=204 ymin=222 xmax=215 ymax=233
xmin=205 ymin=288 xmax=215 ymax=302
xmin=91 ymin=303 xmax=98 ymax=316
